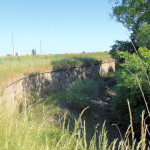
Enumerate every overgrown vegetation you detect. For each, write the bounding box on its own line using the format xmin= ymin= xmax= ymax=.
xmin=109 ymin=40 xmax=136 ymax=63
xmin=0 ymin=95 xmax=149 ymax=149
xmin=110 ymin=0 xmax=150 ymax=62
xmin=64 ymin=79 xmax=99 ymax=110
xmin=0 ymin=0 xmax=150 ymax=148
xmin=0 ymin=49 xmax=150 ymax=149
xmin=111 ymin=47 xmax=150 ymax=136
xmin=51 ymin=57 xmax=99 ymax=70
xmin=109 ymin=0 xmax=150 ymax=138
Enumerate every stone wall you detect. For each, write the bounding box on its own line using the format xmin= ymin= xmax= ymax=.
xmin=22 ymin=63 xmax=101 ymax=99
xmin=1 ymin=61 xmax=115 ymax=112
xmin=1 ymin=80 xmax=24 ymax=113
xmin=99 ymin=61 xmax=115 ymax=76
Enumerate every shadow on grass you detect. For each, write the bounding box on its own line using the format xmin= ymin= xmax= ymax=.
xmin=51 ymin=57 xmax=99 ymax=70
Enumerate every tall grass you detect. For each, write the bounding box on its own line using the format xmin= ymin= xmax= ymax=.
xmin=0 ymin=97 xmax=149 ymax=150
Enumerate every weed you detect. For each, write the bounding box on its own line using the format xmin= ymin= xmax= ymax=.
xmin=65 ymin=79 xmax=99 ymax=110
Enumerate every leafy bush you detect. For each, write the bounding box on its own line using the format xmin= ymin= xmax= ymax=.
xmin=111 ymin=47 xmax=150 ymax=135
xmin=109 ymin=40 xmax=138 ymax=64
xmin=65 ymin=79 xmax=99 ymax=110
xmin=73 ymin=57 xmax=99 ymax=65
xmin=51 ymin=58 xmax=80 ymax=70
xmin=51 ymin=57 xmax=99 ymax=70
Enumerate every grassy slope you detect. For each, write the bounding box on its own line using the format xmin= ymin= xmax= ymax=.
xmin=0 ymin=95 xmax=147 ymax=149
xmin=0 ymin=52 xmax=148 ymax=149
xmin=0 ymin=52 xmax=113 ymax=86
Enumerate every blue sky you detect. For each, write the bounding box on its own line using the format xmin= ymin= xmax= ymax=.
xmin=0 ymin=0 xmax=129 ymax=55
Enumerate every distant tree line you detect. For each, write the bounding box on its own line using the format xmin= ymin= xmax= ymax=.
xmin=7 ymin=49 xmax=37 ymax=56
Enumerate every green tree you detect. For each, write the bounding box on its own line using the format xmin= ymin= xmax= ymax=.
xmin=112 ymin=0 xmax=150 ymax=30
xmin=111 ymin=0 xmax=150 ymax=49
xmin=32 ymin=49 xmax=36 ymax=55
xmin=111 ymin=47 xmax=150 ymax=135
xmin=137 ymin=24 xmax=150 ymax=48
xmin=109 ymin=40 xmax=137 ymax=63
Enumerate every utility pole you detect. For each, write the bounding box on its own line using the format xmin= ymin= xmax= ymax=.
xmin=12 ymin=33 xmax=15 ymax=56
xmin=40 ymin=41 xmax=42 ymax=55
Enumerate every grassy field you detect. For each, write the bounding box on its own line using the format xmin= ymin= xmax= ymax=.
xmin=0 ymin=52 xmax=149 ymax=149
xmin=0 ymin=52 xmax=113 ymax=86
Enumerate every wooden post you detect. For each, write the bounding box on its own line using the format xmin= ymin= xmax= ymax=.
xmin=12 ymin=33 xmax=15 ymax=56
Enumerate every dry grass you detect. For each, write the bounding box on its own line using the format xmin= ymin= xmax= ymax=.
xmin=0 ymin=96 xmax=148 ymax=150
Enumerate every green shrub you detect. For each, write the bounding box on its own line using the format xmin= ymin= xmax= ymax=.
xmin=51 ymin=57 xmax=99 ymax=70
xmin=65 ymin=79 xmax=99 ymax=110
xmin=111 ymin=47 xmax=150 ymax=135
xmin=51 ymin=58 xmax=80 ymax=70
xmin=73 ymin=57 xmax=99 ymax=65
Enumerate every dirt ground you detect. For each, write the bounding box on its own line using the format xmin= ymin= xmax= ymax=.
xmin=60 ymin=78 xmax=125 ymax=144
xmin=88 ymin=78 xmax=123 ymax=143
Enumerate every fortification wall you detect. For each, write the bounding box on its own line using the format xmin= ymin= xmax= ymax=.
xmin=99 ymin=61 xmax=115 ymax=76
xmin=1 ymin=61 xmax=115 ymax=112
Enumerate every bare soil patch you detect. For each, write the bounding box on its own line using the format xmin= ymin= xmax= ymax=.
xmin=60 ymin=78 xmax=125 ymax=144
